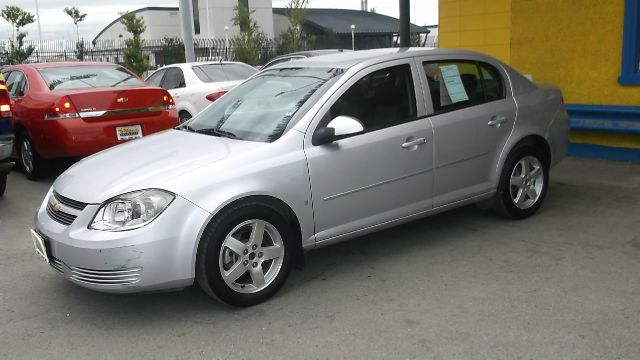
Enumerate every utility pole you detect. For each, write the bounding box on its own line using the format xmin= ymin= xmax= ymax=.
xmin=399 ymin=0 xmax=410 ymax=47
xmin=34 ymin=0 xmax=42 ymax=41
xmin=179 ymin=0 xmax=196 ymax=62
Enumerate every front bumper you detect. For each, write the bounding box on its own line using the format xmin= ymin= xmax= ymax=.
xmin=33 ymin=188 xmax=210 ymax=293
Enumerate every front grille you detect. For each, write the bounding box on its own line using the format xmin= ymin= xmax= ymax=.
xmin=49 ymin=256 xmax=142 ymax=286
xmin=53 ymin=191 xmax=88 ymax=211
xmin=50 ymin=257 xmax=64 ymax=274
xmin=46 ymin=202 xmax=77 ymax=225
xmin=70 ymin=266 xmax=142 ymax=285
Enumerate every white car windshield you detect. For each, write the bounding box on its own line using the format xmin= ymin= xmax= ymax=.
xmin=181 ymin=67 xmax=343 ymax=142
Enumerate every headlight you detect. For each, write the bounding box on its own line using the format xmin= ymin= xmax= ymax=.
xmin=89 ymin=189 xmax=175 ymax=231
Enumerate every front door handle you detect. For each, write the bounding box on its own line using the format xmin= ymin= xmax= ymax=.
xmin=488 ymin=115 xmax=507 ymax=127
xmin=401 ymin=137 xmax=427 ymax=149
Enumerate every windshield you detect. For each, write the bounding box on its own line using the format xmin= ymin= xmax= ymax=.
xmin=39 ymin=65 xmax=145 ymax=90
xmin=182 ymin=67 xmax=343 ymax=143
xmin=192 ymin=63 xmax=257 ymax=83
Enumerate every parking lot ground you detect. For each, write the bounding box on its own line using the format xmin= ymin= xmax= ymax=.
xmin=1 ymin=157 xmax=639 ymax=359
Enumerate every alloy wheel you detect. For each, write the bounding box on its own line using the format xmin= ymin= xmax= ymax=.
xmin=509 ymin=155 xmax=544 ymax=210
xmin=218 ymin=219 xmax=285 ymax=294
xmin=21 ymin=138 xmax=34 ymax=175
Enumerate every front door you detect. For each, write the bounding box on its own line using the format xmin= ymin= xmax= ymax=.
xmin=304 ymin=61 xmax=434 ymax=242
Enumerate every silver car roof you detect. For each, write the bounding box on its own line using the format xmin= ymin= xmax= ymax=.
xmin=267 ymin=47 xmax=505 ymax=70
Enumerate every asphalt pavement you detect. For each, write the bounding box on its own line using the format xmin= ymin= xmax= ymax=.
xmin=1 ymin=157 xmax=639 ymax=359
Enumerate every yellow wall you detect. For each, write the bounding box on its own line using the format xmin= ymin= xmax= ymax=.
xmin=439 ymin=0 xmax=640 ymax=150
xmin=510 ymin=0 xmax=640 ymax=106
xmin=439 ymin=0 xmax=512 ymax=63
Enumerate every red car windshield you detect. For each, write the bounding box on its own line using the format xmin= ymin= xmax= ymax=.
xmin=39 ymin=66 xmax=145 ymax=90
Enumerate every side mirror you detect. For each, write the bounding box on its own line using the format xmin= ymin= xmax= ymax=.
xmin=312 ymin=116 xmax=365 ymax=145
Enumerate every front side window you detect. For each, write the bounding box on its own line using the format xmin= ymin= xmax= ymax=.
xmin=39 ymin=66 xmax=144 ymax=90
xmin=6 ymin=71 xmax=27 ymax=97
xmin=423 ymin=60 xmax=505 ymax=114
xmin=329 ymin=64 xmax=417 ymax=133
xmin=183 ymin=67 xmax=343 ymax=142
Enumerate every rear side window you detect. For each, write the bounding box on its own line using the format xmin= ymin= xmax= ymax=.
xmin=329 ymin=64 xmax=417 ymax=133
xmin=161 ymin=67 xmax=185 ymax=89
xmin=39 ymin=66 xmax=145 ymax=90
xmin=423 ymin=61 xmax=505 ymax=114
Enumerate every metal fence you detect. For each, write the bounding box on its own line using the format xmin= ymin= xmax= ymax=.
xmin=0 ymin=35 xmax=439 ymax=68
xmin=0 ymin=38 xmax=278 ymax=68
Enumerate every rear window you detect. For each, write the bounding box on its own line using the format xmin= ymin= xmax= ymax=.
xmin=39 ymin=66 xmax=145 ymax=90
xmin=192 ymin=63 xmax=257 ymax=83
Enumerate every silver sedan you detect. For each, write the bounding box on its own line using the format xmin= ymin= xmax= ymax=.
xmin=32 ymin=48 xmax=569 ymax=306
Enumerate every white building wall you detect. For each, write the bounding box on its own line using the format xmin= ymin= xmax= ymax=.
xmin=95 ymin=1 xmax=273 ymax=42
xmin=95 ymin=9 xmax=182 ymax=41
xmin=273 ymin=13 xmax=289 ymax=38
xmin=197 ymin=0 xmax=274 ymax=39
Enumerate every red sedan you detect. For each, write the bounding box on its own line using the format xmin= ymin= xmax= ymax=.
xmin=2 ymin=62 xmax=179 ymax=179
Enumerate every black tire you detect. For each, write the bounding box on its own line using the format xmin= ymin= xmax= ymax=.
xmin=196 ymin=201 xmax=294 ymax=307
xmin=493 ymin=145 xmax=549 ymax=219
xmin=0 ymin=174 xmax=6 ymax=197
xmin=16 ymin=133 xmax=46 ymax=180
xmin=179 ymin=111 xmax=192 ymax=124
xmin=18 ymin=133 xmax=46 ymax=180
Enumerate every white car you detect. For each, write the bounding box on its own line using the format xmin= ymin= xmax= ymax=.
xmin=146 ymin=62 xmax=257 ymax=123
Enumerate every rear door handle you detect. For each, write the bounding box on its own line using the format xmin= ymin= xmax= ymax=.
xmin=401 ymin=137 xmax=427 ymax=149
xmin=488 ymin=115 xmax=507 ymax=127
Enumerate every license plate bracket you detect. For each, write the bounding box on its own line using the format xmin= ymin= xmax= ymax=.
xmin=30 ymin=229 xmax=49 ymax=263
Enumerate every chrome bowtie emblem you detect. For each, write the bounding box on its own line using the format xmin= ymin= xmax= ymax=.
xmin=52 ymin=202 xmax=62 ymax=212
xmin=116 ymin=97 xmax=128 ymax=103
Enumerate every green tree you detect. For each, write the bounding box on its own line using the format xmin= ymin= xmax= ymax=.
xmin=231 ymin=4 xmax=269 ymax=66
xmin=161 ymin=37 xmax=185 ymax=66
xmin=63 ymin=7 xmax=88 ymax=60
xmin=120 ymin=12 xmax=149 ymax=76
xmin=63 ymin=7 xmax=87 ymax=43
xmin=1 ymin=6 xmax=36 ymax=64
xmin=278 ymin=0 xmax=308 ymax=54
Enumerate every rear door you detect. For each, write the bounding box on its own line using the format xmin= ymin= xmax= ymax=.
xmin=416 ymin=58 xmax=515 ymax=207
xmin=305 ymin=60 xmax=434 ymax=241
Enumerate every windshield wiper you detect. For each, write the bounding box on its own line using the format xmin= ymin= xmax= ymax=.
xmin=185 ymin=126 xmax=238 ymax=139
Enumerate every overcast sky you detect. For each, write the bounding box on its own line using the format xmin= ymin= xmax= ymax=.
xmin=0 ymin=0 xmax=438 ymax=42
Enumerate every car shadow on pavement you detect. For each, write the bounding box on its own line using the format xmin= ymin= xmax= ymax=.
xmin=30 ymin=176 xmax=576 ymax=320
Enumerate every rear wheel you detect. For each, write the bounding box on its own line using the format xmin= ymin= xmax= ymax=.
xmin=19 ymin=134 xmax=46 ymax=180
xmin=196 ymin=201 xmax=293 ymax=307
xmin=179 ymin=111 xmax=192 ymax=123
xmin=493 ymin=145 xmax=548 ymax=219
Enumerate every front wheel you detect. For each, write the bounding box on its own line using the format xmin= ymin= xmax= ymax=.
xmin=493 ymin=146 xmax=549 ymax=219
xmin=196 ymin=202 xmax=293 ymax=307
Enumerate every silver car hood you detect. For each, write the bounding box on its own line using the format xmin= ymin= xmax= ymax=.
xmin=53 ymin=129 xmax=265 ymax=204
